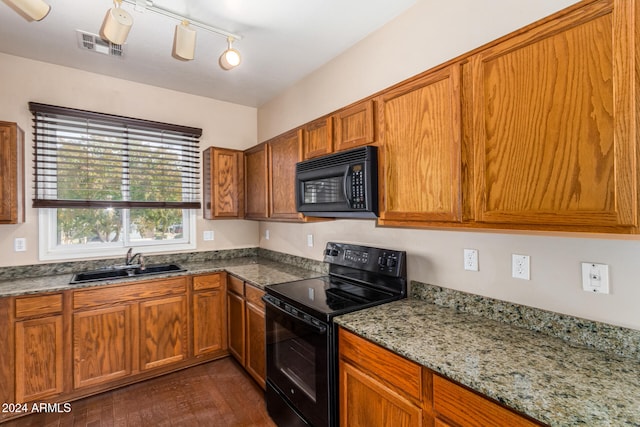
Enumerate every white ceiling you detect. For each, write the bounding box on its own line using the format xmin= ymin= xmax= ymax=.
xmin=0 ymin=0 xmax=416 ymax=107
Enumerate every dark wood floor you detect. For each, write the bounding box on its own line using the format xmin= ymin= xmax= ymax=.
xmin=2 ymin=357 xmax=276 ymax=427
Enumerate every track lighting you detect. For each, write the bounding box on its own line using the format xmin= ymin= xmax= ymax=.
xmin=4 ymin=0 xmax=50 ymax=21
xmin=219 ymin=37 xmax=241 ymax=70
xmin=173 ymin=20 xmax=196 ymax=61
xmin=100 ymin=0 xmax=133 ymax=45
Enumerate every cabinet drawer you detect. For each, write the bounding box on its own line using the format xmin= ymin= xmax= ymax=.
xmin=245 ymin=284 xmax=265 ymax=309
xmin=193 ymin=273 xmax=224 ymax=291
xmin=15 ymin=294 xmax=63 ymax=318
xmin=228 ymin=275 xmax=244 ymax=296
xmin=433 ymin=374 xmax=540 ymax=427
xmin=339 ymin=328 xmax=422 ymax=403
xmin=73 ymin=277 xmax=188 ymax=310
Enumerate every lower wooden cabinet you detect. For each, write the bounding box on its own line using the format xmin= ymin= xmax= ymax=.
xmin=14 ymin=294 xmax=64 ymax=403
xmin=339 ymin=327 xmax=542 ymax=427
xmin=192 ymin=273 xmax=228 ymax=357
xmin=226 ymin=274 xmax=266 ymax=389
xmin=73 ymin=305 xmax=132 ymax=389
xmin=0 ymin=272 xmax=231 ymax=423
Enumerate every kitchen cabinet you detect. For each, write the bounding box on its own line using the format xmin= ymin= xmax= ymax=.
xmin=1 ymin=273 xmax=232 ymax=423
xmin=203 ymin=147 xmax=244 ymax=219
xmin=302 ymin=116 xmax=333 ymax=160
xmin=14 ymin=294 xmax=64 ymax=402
xmin=72 ymin=277 xmax=188 ymax=389
xmin=339 ymin=328 xmax=541 ymax=427
xmin=192 ymin=273 xmax=228 ymax=357
xmin=334 ymin=99 xmax=375 ymax=152
xmin=269 ymin=129 xmax=303 ymax=220
xmin=0 ymin=121 xmax=24 ymax=224
xmin=339 ymin=327 xmax=428 ymax=426
xmin=470 ymin=0 xmax=638 ymax=232
xmin=244 ymin=143 xmax=270 ymax=219
xmin=226 ymin=274 xmax=266 ymax=389
xmin=244 ymin=284 xmax=266 ymax=389
xmin=377 ymin=64 xmax=463 ymax=226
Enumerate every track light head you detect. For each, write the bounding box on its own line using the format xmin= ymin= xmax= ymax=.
xmin=219 ymin=37 xmax=241 ymax=70
xmin=173 ymin=20 xmax=196 ymax=61
xmin=100 ymin=0 xmax=133 ymax=45
xmin=4 ymin=0 xmax=50 ymax=21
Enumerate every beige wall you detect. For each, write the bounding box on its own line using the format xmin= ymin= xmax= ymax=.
xmin=0 ymin=53 xmax=259 ymax=267
xmin=257 ymin=0 xmax=640 ymax=330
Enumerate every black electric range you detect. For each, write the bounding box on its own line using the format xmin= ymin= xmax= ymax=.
xmin=263 ymin=242 xmax=407 ymax=427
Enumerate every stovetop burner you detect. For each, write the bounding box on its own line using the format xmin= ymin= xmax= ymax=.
xmin=265 ymin=242 xmax=407 ymax=320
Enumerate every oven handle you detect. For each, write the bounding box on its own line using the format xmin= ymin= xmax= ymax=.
xmin=263 ymin=295 xmax=328 ymax=334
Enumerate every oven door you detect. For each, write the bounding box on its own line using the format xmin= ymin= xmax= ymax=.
xmin=264 ymin=297 xmax=330 ymax=427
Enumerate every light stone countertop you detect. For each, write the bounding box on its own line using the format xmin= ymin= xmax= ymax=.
xmin=0 ymin=256 xmax=324 ymax=297
xmin=335 ymin=298 xmax=640 ymax=427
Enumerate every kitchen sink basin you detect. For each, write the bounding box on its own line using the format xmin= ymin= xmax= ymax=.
xmin=70 ymin=263 xmax=186 ymax=284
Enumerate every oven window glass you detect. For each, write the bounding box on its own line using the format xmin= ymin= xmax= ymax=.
xmin=303 ymin=176 xmax=344 ymax=204
xmin=266 ymin=304 xmax=329 ymax=427
xmin=274 ymin=325 xmax=318 ymax=401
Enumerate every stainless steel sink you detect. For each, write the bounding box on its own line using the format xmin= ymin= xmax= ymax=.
xmin=70 ymin=263 xmax=186 ymax=284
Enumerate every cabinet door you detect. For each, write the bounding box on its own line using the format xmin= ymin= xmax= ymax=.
xmin=334 ymin=99 xmax=375 ymax=152
xmin=471 ymin=1 xmax=637 ymax=230
xmin=203 ymin=147 xmax=244 ymax=219
xmin=340 ymin=360 xmax=423 ymax=427
xmin=0 ymin=121 xmax=24 ymax=224
xmin=302 ymin=117 xmax=333 ymax=160
xmin=193 ymin=290 xmax=226 ymax=356
xmin=227 ymin=290 xmax=246 ymax=364
xmin=245 ymin=285 xmax=266 ymax=389
xmin=15 ymin=316 xmax=63 ymax=402
xmin=73 ymin=305 xmax=132 ymax=389
xmin=378 ymin=65 xmax=463 ymax=224
xmin=139 ymin=295 xmax=188 ymax=370
xmin=244 ymin=144 xmax=270 ymax=219
xmin=269 ymin=129 xmax=303 ymax=220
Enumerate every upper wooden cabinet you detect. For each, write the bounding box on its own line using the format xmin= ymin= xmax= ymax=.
xmin=377 ymin=65 xmax=463 ymax=225
xmin=203 ymin=147 xmax=244 ymax=219
xmin=334 ymin=99 xmax=375 ymax=152
xmin=0 ymin=121 xmax=24 ymax=224
xmin=470 ymin=0 xmax=638 ymax=231
xmin=244 ymin=143 xmax=270 ymax=219
xmin=269 ymin=129 xmax=303 ymax=220
xmin=302 ymin=116 xmax=333 ymax=160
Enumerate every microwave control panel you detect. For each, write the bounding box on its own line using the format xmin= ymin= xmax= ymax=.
xmin=350 ymin=163 xmax=366 ymax=209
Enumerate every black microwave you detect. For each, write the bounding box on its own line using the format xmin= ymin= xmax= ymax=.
xmin=295 ymin=146 xmax=378 ymax=218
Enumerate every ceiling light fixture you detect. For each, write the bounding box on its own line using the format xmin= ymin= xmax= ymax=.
xmin=101 ymin=0 xmax=133 ymax=45
xmin=3 ymin=0 xmax=50 ymax=21
xmin=219 ymin=37 xmax=241 ymax=70
xmin=173 ymin=20 xmax=196 ymax=61
xmin=119 ymin=0 xmax=243 ymax=69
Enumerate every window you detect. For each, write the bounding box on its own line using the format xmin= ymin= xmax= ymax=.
xmin=30 ymin=103 xmax=202 ymax=260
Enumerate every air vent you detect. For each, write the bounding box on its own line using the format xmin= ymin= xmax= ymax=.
xmin=76 ymin=30 xmax=124 ymax=58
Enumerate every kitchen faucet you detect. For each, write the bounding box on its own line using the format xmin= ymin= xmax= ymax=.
xmin=125 ymin=248 xmax=146 ymax=270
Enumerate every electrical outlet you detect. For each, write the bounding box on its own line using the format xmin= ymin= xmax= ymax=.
xmin=203 ymin=230 xmax=214 ymax=241
xmin=14 ymin=238 xmax=26 ymax=252
xmin=512 ymin=254 xmax=530 ymax=280
xmin=464 ymin=249 xmax=479 ymax=271
xmin=265 ymin=229 xmax=270 ymax=240
xmin=581 ymin=262 xmax=609 ymax=294
xmin=307 ymin=234 xmax=314 ymax=247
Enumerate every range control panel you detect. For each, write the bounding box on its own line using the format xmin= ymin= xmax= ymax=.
xmin=323 ymin=242 xmax=406 ymax=278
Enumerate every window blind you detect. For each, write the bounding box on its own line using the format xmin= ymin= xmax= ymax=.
xmin=29 ymin=102 xmax=202 ymax=209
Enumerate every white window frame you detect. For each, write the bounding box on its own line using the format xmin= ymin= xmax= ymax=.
xmin=38 ymin=208 xmax=196 ymax=261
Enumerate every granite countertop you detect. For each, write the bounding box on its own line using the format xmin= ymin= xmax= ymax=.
xmin=335 ymin=298 xmax=640 ymax=427
xmin=0 ymin=256 xmax=324 ymax=297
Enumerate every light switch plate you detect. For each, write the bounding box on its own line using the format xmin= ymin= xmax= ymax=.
xmin=203 ymin=230 xmax=214 ymax=241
